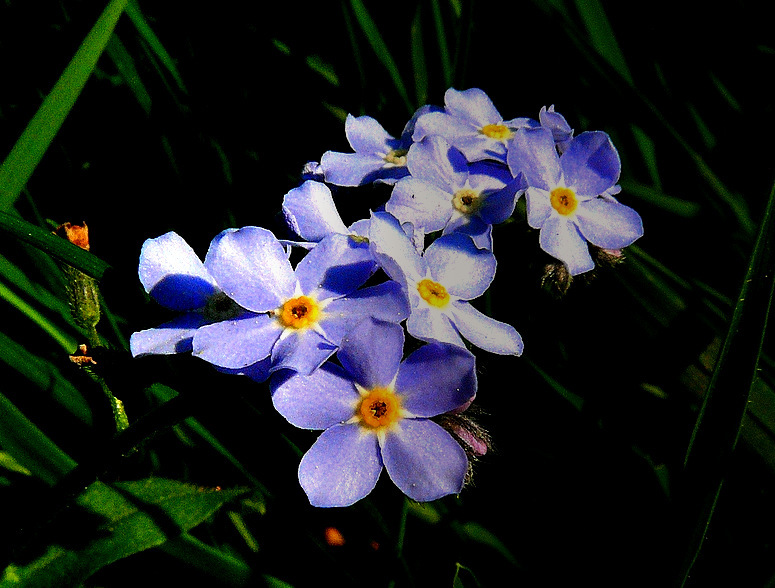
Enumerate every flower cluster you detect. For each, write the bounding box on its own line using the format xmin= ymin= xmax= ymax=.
xmin=131 ymin=87 xmax=643 ymax=507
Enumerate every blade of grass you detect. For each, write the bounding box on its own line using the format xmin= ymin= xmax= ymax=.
xmin=348 ymin=0 xmax=414 ymax=114
xmin=430 ymin=0 xmax=453 ymax=88
xmin=675 ymin=177 xmax=775 ymax=586
xmin=0 ymin=0 xmax=130 ymax=211
xmin=572 ymin=0 xmax=633 ymax=86
xmin=410 ymin=5 xmax=428 ymax=107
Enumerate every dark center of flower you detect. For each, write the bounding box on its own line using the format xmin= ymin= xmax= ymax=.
xmin=452 ymin=188 xmax=481 ymax=215
xmin=203 ymin=292 xmax=243 ymax=322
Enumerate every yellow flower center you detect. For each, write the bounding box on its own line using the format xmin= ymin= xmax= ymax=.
xmin=383 ymin=149 xmax=408 ymax=166
xmin=452 ymin=188 xmax=481 ymax=215
xmin=356 ymin=387 xmax=403 ymax=430
xmin=550 ymin=187 xmax=578 ymax=216
xmin=417 ymin=279 xmax=450 ymax=308
xmin=480 ymin=123 xmax=512 ymax=141
xmin=277 ymin=295 xmax=320 ymax=329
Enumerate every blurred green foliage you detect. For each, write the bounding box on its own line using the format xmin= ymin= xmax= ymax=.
xmin=1 ymin=1 xmax=774 ymax=586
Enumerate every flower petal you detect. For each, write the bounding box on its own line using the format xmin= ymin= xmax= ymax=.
xmin=282 ymin=180 xmax=349 ymax=242
xmin=382 ymin=419 xmax=468 ymax=502
xmin=407 ymin=135 xmax=468 ymax=190
xmin=560 ymin=131 xmax=620 ymax=196
xmin=299 ymin=423 xmax=383 ymax=507
xmin=368 ymin=211 xmax=427 ymax=286
xmin=337 ymin=318 xmax=404 ymax=390
xmin=444 ymin=87 xmax=502 ymax=127
xmin=130 ymin=312 xmax=208 ymax=357
xmin=192 ymin=313 xmax=280 ymax=369
xmin=320 ymin=150 xmax=392 ymax=187
xmin=424 ymin=233 xmax=496 ymax=300
xmin=449 ymin=300 xmax=524 ymax=355
xmin=138 ymin=232 xmax=218 ymax=311
xmin=395 ymin=342 xmax=477 ymax=416
xmin=575 ymin=197 xmax=644 ymax=249
xmin=270 ymin=328 xmax=338 ymax=376
xmin=506 ymin=127 xmax=561 ymax=191
xmin=271 ymin=362 xmax=358 ymax=429
xmin=295 ymin=233 xmax=376 ymax=301
xmin=412 ymin=111 xmax=477 ymax=143
xmin=321 ymin=280 xmax=410 ymax=345
xmin=385 ymin=176 xmax=454 ymax=233
xmin=344 ymin=113 xmax=395 ymax=153
xmin=539 ymin=215 xmax=595 ymax=275
xmin=406 ymin=304 xmax=464 ymax=347
xmin=525 ymin=187 xmax=553 ymax=229
xmin=204 ymin=226 xmax=295 ymax=312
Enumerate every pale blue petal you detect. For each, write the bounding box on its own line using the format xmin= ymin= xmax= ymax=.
xmin=296 ymin=233 xmax=376 ymax=301
xmin=382 ymin=419 xmax=468 ymax=502
xmin=337 ymin=318 xmax=404 ymax=390
xmin=192 ymin=313 xmax=281 ymax=369
xmin=449 ymin=300 xmax=524 ymax=355
xmin=412 ymin=111 xmax=476 ymax=142
xmin=299 ymin=423 xmax=383 ymax=507
xmin=444 ymin=216 xmax=493 ymax=251
xmin=525 ymin=187 xmax=553 ymax=229
xmin=138 ymin=232 xmax=218 ymax=311
xmin=270 ymin=329 xmax=338 ymax=376
xmin=539 ymin=215 xmax=595 ymax=275
xmin=453 ymin=134 xmax=507 ymax=162
xmin=424 ymin=233 xmax=496 ymax=300
xmin=407 ymin=305 xmax=464 ymax=348
xmin=282 ymin=180 xmax=348 ymax=242
xmin=385 ymin=176 xmax=453 ymax=233
xmin=320 ymin=150 xmax=392 ymax=187
xmin=321 ymin=281 xmax=410 ymax=345
xmin=407 ymin=135 xmax=468 ymax=190
xmin=395 ymin=342 xmax=477 ymax=416
xmin=204 ymin=227 xmax=295 ymax=312
xmin=344 ymin=113 xmax=395 ymax=153
xmin=368 ymin=211 xmax=427 ymax=286
xmin=560 ymin=131 xmax=620 ymax=196
xmin=575 ymin=198 xmax=644 ymax=249
xmin=444 ymin=87 xmax=501 ymax=127
xmin=506 ymin=127 xmax=561 ymax=191
xmin=130 ymin=312 xmax=208 ymax=357
xmin=271 ymin=363 xmax=359 ymax=429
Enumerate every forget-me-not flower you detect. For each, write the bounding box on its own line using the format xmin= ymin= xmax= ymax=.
xmin=412 ymin=87 xmax=535 ymax=163
xmin=271 ymin=317 xmax=477 ymax=507
xmin=368 ymin=211 xmax=523 ymax=355
xmin=190 ymin=227 xmax=409 ymax=380
xmin=386 ymin=135 xmax=525 ymax=250
xmin=507 ymin=127 xmax=644 ymax=275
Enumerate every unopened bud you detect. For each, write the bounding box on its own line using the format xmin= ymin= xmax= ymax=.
xmin=434 ymin=405 xmax=492 ymax=486
xmin=54 ymin=221 xmax=101 ymax=338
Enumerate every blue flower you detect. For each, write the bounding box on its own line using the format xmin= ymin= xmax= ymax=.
xmin=507 ymin=127 xmax=644 ymax=275
xmin=385 ymin=135 xmax=525 ymax=250
xmin=271 ymin=317 xmax=477 ymax=507
xmin=319 ymin=106 xmax=437 ymax=187
xmin=368 ymin=211 xmax=524 ymax=355
xmin=412 ymin=87 xmax=535 ymax=163
xmin=190 ymin=227 xmax=409 ymax=380
xmin=130 ymin=231 xmax=246 ymax=358
xmin=539 ymin=105 xmax=574 ymax=153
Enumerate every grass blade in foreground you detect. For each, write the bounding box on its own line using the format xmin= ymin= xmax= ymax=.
xmin=0 ymin=0 xmax=130 ymax=211
xmin=675 ymin=178 xmax=775 ymax=586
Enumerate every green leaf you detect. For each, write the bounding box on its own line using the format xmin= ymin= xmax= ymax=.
xmin=676 ymin=178 xmax=775 ymax=586
xmin=348 ymin=0 xmax=414 ymax=114
xmin=0 ymin=0 xmax=130 ymax=211
xmin=0 ymin=478 xmax=249 ymax=587
xmin=455 ymin=521 xmax=521 ymax=568
xmin=0 ymin=212 xmax=111 ymax=281
xmin=410 ymin=5 xmax=428 ymax=107
xmin=572 ymin=0 xmax=633 ymax=85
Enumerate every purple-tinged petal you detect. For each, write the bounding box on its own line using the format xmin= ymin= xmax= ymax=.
xmin=296 ymin=233 xmax=376 ymax=301
xmin=385 ymin=177 xmax=454 ymax=233
xmin=400 ymin=104 xmax=443 ymax=142
xmin=412 ymin=111 xmax=477 ymax=143
xmin=321 ymin=281 xmax=410 ymax=345
xmin=299 ymin=423 xmax=383 ymax=507
xmin=320 ymin=151 xmax=392 ymax=187
xmin=282 ymin=180 xmax=349 ymax=242
xmin=539 ymin=105 xmax=573 ymax=144
xmin=407 ymin=135 xmax=468 ymax=190
xmin=217 ymin=356 xmax=272 ymax=383
xmin=382 ymin=419 xmax=468 ymax=502
xmin=452 ymin=134 xmax=507 ymax=162
xmin=445 ymin=216 xmax=493 ymax=251
xmin=337 ymin=318 xmax=404 ymax=390
xmin=270 ymin=329 xmax=338 ymax=376
xmin=539 ymin=215 xmax=595 ymax=275
xmin=449 ymin=300 xmax=524 ymax=356
xmin=575 ymin=198 xmax=644 ymax=249
xmin=271 ymin=362 xmax=358 ymax=429
xmin=444 ymin=87 xmax=502 ymax=127
xmin=507 ymin=127 xmax=561 ymax=191
xmin=368 ymin=211 xmax=427 ymax=286
xmin=138 ymin=232 xmax=219 ymax=311
xmin=395 ymin=343 xmax=477 ymax=417
xmin=192 ymin=313 xmax=281 ymax=369
xmin=344 ymin=113 xmax=395 ymax=153
xmin=407 ymin=305 xmax=464 ymax=347
xmin=424 ymin=233 xmax=496 ymax=300
xmin=560 ymin=131 xmax=620 ymax=196
xmin=525 ymin=187 xmax=553 ymax=229
xmin=204 ymin=227 xmax=296 ymax=312
xmin=130 ymin=312 xmax=208 ymax=357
